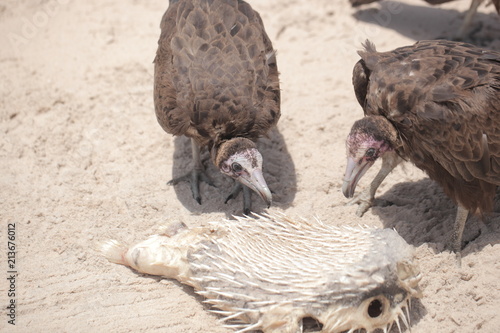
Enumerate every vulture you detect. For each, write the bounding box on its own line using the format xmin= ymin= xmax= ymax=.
xmin=154 ymin=0 xmax=280 ymax=214
xmin=342 ymin=39 xmax=500 ymax=258
xmin=349 ymin=0 xmax=500 ymax=40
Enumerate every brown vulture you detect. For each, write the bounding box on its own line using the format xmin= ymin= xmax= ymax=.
xmin=342 ymin=39 xmax=500 ymax=259
xmin=154 ymin=0 xmax=280 ymax=214
xmin=349 ymin=0 xmax=500 ymax=39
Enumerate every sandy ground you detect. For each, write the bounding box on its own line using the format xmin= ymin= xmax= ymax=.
xmin=1 ymin=0 xmax=500 ymax=332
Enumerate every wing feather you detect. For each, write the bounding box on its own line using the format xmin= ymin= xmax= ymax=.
xmin=154 ymin=0 xmax=280 ymax=147
xmin=361 ymin=40 xmax=500 ymax=185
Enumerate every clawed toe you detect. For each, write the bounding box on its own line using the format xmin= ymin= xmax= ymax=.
xmin=346 ymin=191 xmax=395 ymax=217
xmin=225 ymin=183 xmax=253 ymax=215
xmin=355 ymin=202 xmax=371 ymax=217
xmin=199 ymin=171 xmax=216 ymax=188
xmin=346 ymin=193 xmax=373 ymax=217
xmin=224 ymin=183 xmax=241 ymax=204
xmin=168 ymin=168 xmax=216 ymax=205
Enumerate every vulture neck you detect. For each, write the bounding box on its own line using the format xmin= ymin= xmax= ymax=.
xmin=380 ymin=119 xmax=401 ymax=152
xmin=358 ymin=116 xmax=402 ymax=151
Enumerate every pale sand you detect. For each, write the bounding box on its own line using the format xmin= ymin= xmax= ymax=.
xmin=1 ymin=0 xmax=500 ymax=332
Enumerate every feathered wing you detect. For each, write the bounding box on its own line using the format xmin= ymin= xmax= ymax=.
xmin=359 ymin=40 xmax=500 ymax=211
xmin=154 ymin=0 xmax=189 ymax=136
xmin=154 ymin=0 xmax=280 ymax=148
xmin=352 ymin=59 xmax=370 ymax=110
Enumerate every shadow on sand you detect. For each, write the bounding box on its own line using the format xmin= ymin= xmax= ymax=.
xmin=366 ymin=177 xmax=500 ymax=257
xmin=352 ymin=0 xmax=500 ymax=45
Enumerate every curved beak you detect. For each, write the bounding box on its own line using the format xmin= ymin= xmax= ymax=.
xmin=342 ymin=157 xmax=373 ymax=198
xmin=239 ymin=168 xmax=272 ymax=207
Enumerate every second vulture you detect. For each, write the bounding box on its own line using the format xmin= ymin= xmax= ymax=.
xmin=154 ymin=0 xmax=280 ymax=214
xmin=343 ymin=39 xmax=500 ymax=258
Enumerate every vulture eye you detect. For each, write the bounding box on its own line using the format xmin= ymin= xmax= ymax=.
xmin=231 ymin=162 xmax=243 ymax=173
xmin=365 ymin=148 xmax=376 ymax=158
xmin=367 ymin=299 xmax=383 ymax=318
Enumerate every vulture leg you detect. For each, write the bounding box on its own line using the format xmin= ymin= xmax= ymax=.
xmin=450 ymin=204 xmax=469 ymax=266
xmin=168 ymin=138 xmax=215 ymax=205
xmin=224 ymin=182 xmax=253 ymax=215
xmin=347 ymin=151 xmax=402 ymax=216
xmin=455 ymin=0 xmax=484 ymax=40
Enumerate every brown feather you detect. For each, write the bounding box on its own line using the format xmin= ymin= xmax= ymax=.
xmin=354 ymin=39 xmax=500 ymax=215
xmin=154 ymin=0 xmax=280 ymax=156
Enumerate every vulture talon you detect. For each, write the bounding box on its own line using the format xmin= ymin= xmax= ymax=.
xmin=477 ymin=218 xmax=491 ymax=238
xmin=167 ymin=168 xmax=215 ymax=205
xmin=455 ymin=252 xmax=463 ymax=268
xmin=154 ymin=0 xmax=280 ymax=212
xmin=197 ymin=170 xmax=217 ymax=189
xmin=345 ymin=191 xmax=373 ymax=217
xmin=225 ymin=183 xmax=253 ymax=215
xmin=224 ymin=186 xmax=239 ymax=204
xmin=242 ymin=186 xmax=253 ymax=215
xmin=356 ymin=202 xmax=371 ymax=217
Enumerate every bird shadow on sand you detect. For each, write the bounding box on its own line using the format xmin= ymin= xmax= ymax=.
xmin=367 ymin=178 xmax=500 ymax=257
xmin=168 ymin=128 xmax=296 ymax=217
xmin=352 ymin=1 xmax=500 ymax=46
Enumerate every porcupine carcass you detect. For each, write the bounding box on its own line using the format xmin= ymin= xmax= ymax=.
xmin=102 ymin=213 xmax=422 ymax=333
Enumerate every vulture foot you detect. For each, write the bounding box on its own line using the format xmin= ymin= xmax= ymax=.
xmin=343 ymin=151 xmax=402 ymax=217
xmin=449 ymin=205 xmax=470 ymax=267
xmin=477 ymin=218 xmax=491 ymax=238
xmin=346 ymin=188 xmax=374 ymax=217
xmin=225 ymin=183 xmax=252 ymax=215
xmin=453 ymin=0 xmax=483 ymax=41
xmin=448 ymin=206 xmax=492 ymax=267
xmin=467 ymin=218 xmax=489 ymax=243
xmin=168 ymin=168 xmax=216 ymax=205
xmin=452 ymin=21 xmax=483 ymax=42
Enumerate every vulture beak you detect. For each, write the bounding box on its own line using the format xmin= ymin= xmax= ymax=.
xmin=342 ymin=156 xmax=374 ymax=198
xmin=239 ymin=168 xmax=272 ymax=207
